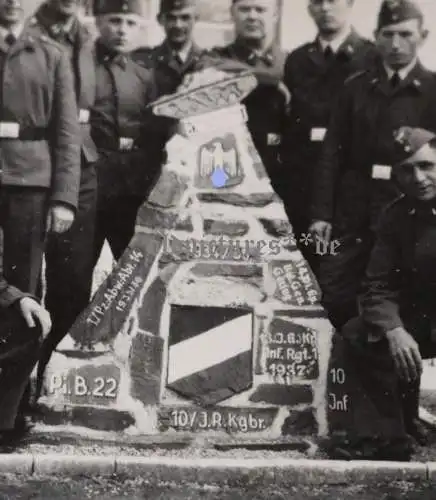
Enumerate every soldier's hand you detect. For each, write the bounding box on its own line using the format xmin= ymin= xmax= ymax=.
xmin=19 ymin=297 xmax=52 ymax=338
xmin=47 ymin=205 xmax=75 ymax=234
xmin=309 ymin=220 xmax=332 ymax=246
xmin=386 ymin=327 xmax=422 ymax=383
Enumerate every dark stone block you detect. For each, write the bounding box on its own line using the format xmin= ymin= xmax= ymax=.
xmin=147 ymin=170 xmax=189 ymax=209
xmin=267 ymin=259 xmax=321 ymax=307
xmin=137 ymin=277 xmax=168 ymax=335
xmin=158 ymin=406 xmax=278 ymax=434
xmin=204 ymin=220 xmax=250 ymax=237
xmin=264 ymin=318 xmax=319 ymax=381
xmin=136 ymin=204 xmax=179 ymax=231
xmin=36 ymin=405 xmax=135 ymax=432
xmin=282 ymin=408 xmax=317 ymax=436
xmin=130 ymin=333 xmax=164 ymax=405
xmin=190 ymin=263 xmax=262 ymax=278
xmin=197 ymin=192 xmax=278 ymax=207
xmin=249 ymin=384 xmax=313 ymax=405
xmin=69 ymin=232 xmax=163 ymax=347
xmin=257 ymin=218 xmax=293 ymax=238
xmin=174 ymin=217 xmax=194 ymax=231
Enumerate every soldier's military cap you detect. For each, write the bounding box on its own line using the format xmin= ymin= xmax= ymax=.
xmin=377 ymin=0 xmax=423 ymax=30
xmin=393 ymin=126 xmax=436 ymax=165
xmin=94 ymin=0 xmax=143 ymax=15
xmin=159 ymin=0 xmax=196 ymax=14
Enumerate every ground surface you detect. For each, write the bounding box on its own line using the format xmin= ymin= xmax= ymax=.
xmin=0 ymin=476 xmax=433 ymax=500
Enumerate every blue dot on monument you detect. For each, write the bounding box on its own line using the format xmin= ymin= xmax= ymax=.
xmin=211 ymin=167 xmax=229 ymax=188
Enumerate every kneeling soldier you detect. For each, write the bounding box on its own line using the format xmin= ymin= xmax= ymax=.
xmin=0 ymin=231 xmax=51 ymax=445
xmin=327 ymin=127 xmax=436 ymax=460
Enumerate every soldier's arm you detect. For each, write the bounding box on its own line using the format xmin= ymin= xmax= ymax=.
xmin=359 ymin=207 xmax=404 ymax=334
xmin=310 ymin=82 xmax=352 ymax=223
xmin=0 ymin=231 xmax=27 ymax=309
xmin=49 ymin=48 xmax=81 ymax=210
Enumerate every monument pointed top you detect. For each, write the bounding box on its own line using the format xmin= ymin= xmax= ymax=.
xmin=152 ymin=68 xmax=258 ymax=120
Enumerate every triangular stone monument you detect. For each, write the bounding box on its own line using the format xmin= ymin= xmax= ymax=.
xmin=37 ymin=68 xmax=334 ymax=441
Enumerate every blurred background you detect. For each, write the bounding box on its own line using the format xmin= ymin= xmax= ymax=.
xmin=24 ymin=0 xmax=436 ymax=68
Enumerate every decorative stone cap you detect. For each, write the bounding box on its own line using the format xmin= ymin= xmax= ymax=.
xmin=152 ymin=69 xmax=258 ymax=120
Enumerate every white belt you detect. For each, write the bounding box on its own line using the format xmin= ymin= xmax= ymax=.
xmin=79 ymin=109 xmax=90 ymax=124
xmin=119 ymin=137 xmax=134 ymax=151
xmin=0 ymin=122 xmax=19 ymax=138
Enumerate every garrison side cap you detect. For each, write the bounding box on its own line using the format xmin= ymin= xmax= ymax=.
xmin=392 ymin=126 xmax=436 ymax=166
xmin=94 ymin=0 xmax=143 ymax=15
xmin=377 ymin=0 xmax=423 ymax=30
xmin=159 ymin=0 xmax=196 ymax=14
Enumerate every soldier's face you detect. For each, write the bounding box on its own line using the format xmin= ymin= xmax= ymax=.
xmin=96 ymin=14 xmax=141 ymax=53
xmin=375 ymin=19 xmax=428 ymax=70
xmin=48 ymin=0 xmax=81 ymax=17
xmin=395 ymin=144 xmax=436 ymax=201
xmin=308 ymin=0 xmax=354 ymax=35
xmin=231 ymin=0 xmax=277 ymax=42
xmin=0 ymin=0 xmax=23 ymax=24
xmin=158 ymin=7 xmax=197 ymax=47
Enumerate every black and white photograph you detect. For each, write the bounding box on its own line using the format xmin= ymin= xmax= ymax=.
xmin=1 ymin=0 xmax=436 ymax=498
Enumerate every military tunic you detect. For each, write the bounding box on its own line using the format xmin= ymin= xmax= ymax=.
xmin=327 ymin=196 xmax=436 ymax=457
xmin=91 ymin=40 xmax=158 ymax=262
xmin=0 ymin=25 xmax=81 ymax=297
xmin=310 ymin=61 xmax=436 ymax=328
xmin=29 ymin=4 xmax=100 ymax=395
xmin=282 ymin=30 xmax=377 ymax=241
xmin=210 ymin=41 xmax=288 ymax=190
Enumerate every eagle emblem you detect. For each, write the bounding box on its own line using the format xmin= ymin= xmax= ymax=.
xmin=196 ymin=135 xmax=243 ymax=189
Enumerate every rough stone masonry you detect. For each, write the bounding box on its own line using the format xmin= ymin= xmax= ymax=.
xmin=37 ymin=67 xmax=334 ymax=441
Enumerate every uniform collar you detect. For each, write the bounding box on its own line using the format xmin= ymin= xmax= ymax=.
xmin=384 ymin=58 xmax=418 ymax=81
xmin=174 ymin=41 xmax=193 ymax=63
xmin=0 ymin=22 xmax=23 ymax=41
xmin=318 ymin=25 xmax=352 ymax=54
xmin=95 ymin=39 xmax=127 ymax=69
xmin=370 ymin=58 xmax=429 ymax=93
xmin=229 ymin=38 xmax=278 ymax=66
xmin=155 ymin=39 xmax=202 ymax=67
xmin=405 ymin=196 xmax=436 ymax=216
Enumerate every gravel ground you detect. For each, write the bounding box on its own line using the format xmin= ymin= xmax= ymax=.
xmin=0 ymin=476 xmax=433 ymax=500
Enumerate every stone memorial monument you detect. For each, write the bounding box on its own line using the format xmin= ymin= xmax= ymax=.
xmin=37 ymin=67 xmax=334 ymax=443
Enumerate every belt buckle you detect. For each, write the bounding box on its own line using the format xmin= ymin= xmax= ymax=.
xmin=79 ymin=109 xmax=90 ymax=124
xmin=0 ymin=122 xmax=19 ymax=139
xmin=119 ymin=137 xmax=134 ymax=151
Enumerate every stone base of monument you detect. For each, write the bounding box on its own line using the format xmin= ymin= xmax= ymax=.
xmin=36 ymin=69 xmax=335 ymax=446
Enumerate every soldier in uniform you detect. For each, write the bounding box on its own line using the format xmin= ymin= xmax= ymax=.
xmin=310 ymin=0 xmax=436 ymax=329
xmin=0 ymin=230 xmax=51 ymax=443
xmin=327 ymin=127 xmax=436 ymax=460
xmin=0 ymin=0 xmax=81 ymax=297
xmin=28 ymin=0 xmax=100 ymax=403
xmin=132 ymin=0 xmax=205 ymax=98
xmin=210 ymin=0 xmax=289 ymax=194
xmin=91 ymin=0 xmax=158 ymax=263
xmin=282 ymin=0 xmax=377 ymax=270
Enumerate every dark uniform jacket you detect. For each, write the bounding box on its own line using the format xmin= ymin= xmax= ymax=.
xmin=91 ymin=40 xmax=159 ymax=197
xmin=311 ymin=61 xmax=436 ymax=238
xmin=132 ymin=41 xmax=208 ymax=99
xmin=283 ymin=30 xmax=377 ymax=221
xmin=360 ymin=195 xmax=436 ymax=335
xmin=210 ymin=41 xmax=288 ymax=181
xmin=28 ymin=2 xmax=99 ymax=164
xmin=0 ymin=24 xmax=81 ymax=209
